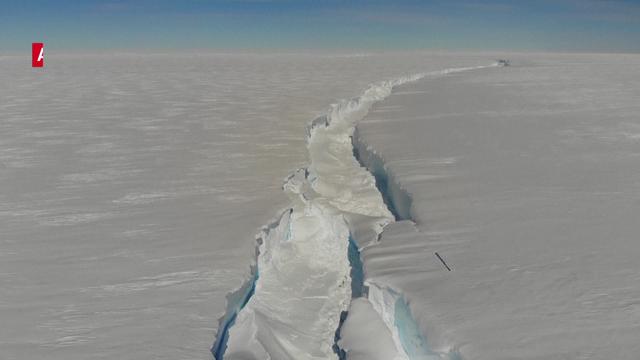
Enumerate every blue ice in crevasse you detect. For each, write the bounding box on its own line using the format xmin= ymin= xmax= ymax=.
xmin=348 ymin=235 xmax=365 ymax=298
xmin=333 ymin=234 xmax=366 ymax=359
xmin=351 ymin=133 xmax=413 ymax=222
xmin=394 ymin=296 xmax=438 ymax=360
xmin=211 ymin=269 xmax=259 ymax=360
xmin=394 ymin=296 xmax=462 ymax=360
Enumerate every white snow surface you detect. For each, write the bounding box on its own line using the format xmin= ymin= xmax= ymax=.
xmin=356 ymin=53 xmax=640 ymax=360
xmin=0 ymin=51 xmax=492 ymax=360
xmin=5 ymin=50 xmax=636 ymax=360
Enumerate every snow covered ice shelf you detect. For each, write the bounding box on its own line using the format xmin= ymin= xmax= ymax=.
xmin=0 ymin=51 xmax=492 ymax=359
xmin=354 ymin=53 xmax=640 ymax=360
xmin=6 ymin=49 xmax=636 ymax=360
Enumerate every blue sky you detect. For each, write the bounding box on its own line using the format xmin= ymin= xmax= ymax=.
xmin=1 ymin=0 xmax=640 ymax=52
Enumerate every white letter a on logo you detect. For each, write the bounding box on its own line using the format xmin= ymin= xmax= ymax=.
xmin=37 ymin=48 xmax=44 ymax=62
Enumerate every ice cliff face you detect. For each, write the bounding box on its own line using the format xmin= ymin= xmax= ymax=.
xmin=213 ymin=65 xmax=495 ymax=360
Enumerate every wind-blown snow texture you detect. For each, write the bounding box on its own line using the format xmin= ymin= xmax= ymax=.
xmin=5 ymin=51 xmax=636 ymax=360
xmin=357 ymin=53 xmax=640 ymax=360
xmin=0 ymin=51 xmax=492 ymax=360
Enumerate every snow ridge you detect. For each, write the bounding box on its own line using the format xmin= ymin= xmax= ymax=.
xmin=212 ymin=64 xmax=496 ymax=360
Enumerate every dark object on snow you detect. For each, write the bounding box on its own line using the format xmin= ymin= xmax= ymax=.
xmin=497 ymin=59 xmax=510 ymax=67
xmin=435 ymin=252 xmax=452 ymax=271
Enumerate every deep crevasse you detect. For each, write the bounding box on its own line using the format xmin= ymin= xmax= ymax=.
xmin=213 ymin=64 xmax=497 ymax=360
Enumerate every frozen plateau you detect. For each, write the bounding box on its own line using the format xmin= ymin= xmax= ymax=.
xmin=1 ymin=51 xmax=640 ymax=360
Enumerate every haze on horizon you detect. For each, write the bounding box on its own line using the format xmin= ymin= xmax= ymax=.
xmin=1 ymin=0 xmax=640 ymax=53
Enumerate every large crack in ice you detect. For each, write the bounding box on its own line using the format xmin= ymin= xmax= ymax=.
xmin=211 ymin=209 xmax=291 ymax=360
xmin=352 ymin=129 xmax=412 ymax=222
xmin=212 ymin=64 xmax=498 ymax=360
